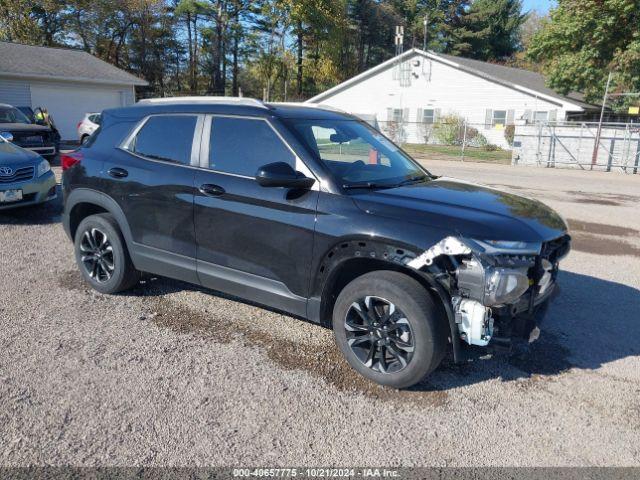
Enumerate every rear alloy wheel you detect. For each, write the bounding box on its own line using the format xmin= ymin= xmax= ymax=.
xmin=79 ymin=227 xmax=115 ymax=283
xmin=74 ymin=213 xmax=139 ymax=294
xmin=333 ymin=271 xmax=448 ymax=389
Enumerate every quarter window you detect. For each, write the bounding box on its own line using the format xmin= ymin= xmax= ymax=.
xmin=209 ymin=117 xmax=295 ymax=177
xmin=130 ymin=115 xmax=197 ymax=165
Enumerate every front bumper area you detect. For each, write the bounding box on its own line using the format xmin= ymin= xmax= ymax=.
xmin=0 ymin=170 xmax=57 ymax=210
xmin=491 ymin=280 xmax=559 ymax=346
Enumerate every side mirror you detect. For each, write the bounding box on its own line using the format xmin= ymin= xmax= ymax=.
xmin=255 ymin=162 xmax=315 ymax=189
xmin=0 ymin=132 xmax=14 ymax=142
xmin=330 ymin=132 xmax=352 ymax=144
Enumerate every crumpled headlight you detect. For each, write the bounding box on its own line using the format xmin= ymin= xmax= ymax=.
xmin=464 ymin=237 xmax=542 ymax=255
xmin=37 ymin=159 xmax=51 ymax=177
xmin=455 ymin=237 xmax=538 ymax=306
xmin=457 ymin=258 xmax=531 ymax=306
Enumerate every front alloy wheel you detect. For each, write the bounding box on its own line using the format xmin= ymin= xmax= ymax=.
xmin=345 ymin=296 xmax=414 ymax=374
xmin=332 ymin=271 xmax=448 ymax=389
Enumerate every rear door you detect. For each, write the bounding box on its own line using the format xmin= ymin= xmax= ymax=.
xmin=104 ymin=113 xmax=204 ymax=283
xmin=193 ymin=115 xmax=319 ymax=316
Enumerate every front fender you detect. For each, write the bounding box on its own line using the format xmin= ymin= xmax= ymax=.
xmin=309 ymin=238 xmax=463 ymax=363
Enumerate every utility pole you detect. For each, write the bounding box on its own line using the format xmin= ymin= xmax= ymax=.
xmin=591 ymin=71 xmax=612 ymax=169
xmin=423 ymin=14 xmax=428 ymax=51
xmin=395 ymin=26 xmax=404 ymax=57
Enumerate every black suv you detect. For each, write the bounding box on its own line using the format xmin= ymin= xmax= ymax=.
xmin=62 ymin=98 xmax=570 ymax=388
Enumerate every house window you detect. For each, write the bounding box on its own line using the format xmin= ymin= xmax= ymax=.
xmin=492 ymin=110 xmax=507 ymax=126
xmin=422 ymin=109 xmax=435 ymax=124
xmin=533 ymin=111 xmax=548 ymax=122
xmin=391 ymin=109 xmax=404 ymax=123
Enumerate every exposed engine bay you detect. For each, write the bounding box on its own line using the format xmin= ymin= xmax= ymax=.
xmin=407 ymin=235 xmax=571 ymax=349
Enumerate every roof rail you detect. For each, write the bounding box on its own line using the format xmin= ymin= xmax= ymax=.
xmin=137 ymin=96 xmax=267 ymax=109
xmin=269 ymin=101 xmax=348 ymax=114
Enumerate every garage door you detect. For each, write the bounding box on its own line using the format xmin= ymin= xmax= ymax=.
xmin=31 ymin=84 xmax=127 ymax=140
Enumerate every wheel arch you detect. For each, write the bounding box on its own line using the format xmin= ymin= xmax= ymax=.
xmin=311 ymin=238 xmax=461 ymax=362
xmin=64 ymin=189 xmax=134 ymax=251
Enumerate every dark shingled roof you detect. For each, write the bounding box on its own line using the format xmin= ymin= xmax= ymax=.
xmin=309 ymin=48 xmax=599 ymax=111
xmin=436 ymin=52 xmax=596 ymax=110
xmin=0 ymin=41 xmax=148 ymax=86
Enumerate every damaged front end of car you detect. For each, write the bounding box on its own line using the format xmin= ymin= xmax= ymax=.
xmin=406 ymin=234 xmax=570 ymax=357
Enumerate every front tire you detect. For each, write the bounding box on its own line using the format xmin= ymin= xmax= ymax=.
xmin=74 ymin=213 xmax=140 ymax=294
xmin=332 ymin=271 xmax=448 ymax=389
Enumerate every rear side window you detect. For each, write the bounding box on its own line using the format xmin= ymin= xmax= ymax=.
xmin=83 ymin=126 xmax=101 ymax=148
xmin=130 ymin=115 xmax=197 ymax=165
xmin=209 ymin=117 xmax=294 ymax=176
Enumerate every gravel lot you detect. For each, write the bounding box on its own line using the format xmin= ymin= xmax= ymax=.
xmin=1 ymin=160 xmax=639 ymax=467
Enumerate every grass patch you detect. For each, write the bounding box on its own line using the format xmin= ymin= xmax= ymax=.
xmin=402 ymin=144 xmax=512 ymax=164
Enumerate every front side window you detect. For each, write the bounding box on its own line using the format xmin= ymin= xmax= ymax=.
xmin=492 ymin=110 xmax=507 ymax=126
xmin=285 ymin=119 xmax=429 ymax=189
xmin=0 ymin=106 xmax=31 ymax=124
xmin=209 ymin=117 xmax=295 ymax=177
xmin=130 ymin=115 xmax=197 ymax=165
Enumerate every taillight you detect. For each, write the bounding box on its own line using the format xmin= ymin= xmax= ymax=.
xmin=61 ymin=151 xmax=83 ymax=171
xmin=77 ymin=122 xmax=82 ymax=129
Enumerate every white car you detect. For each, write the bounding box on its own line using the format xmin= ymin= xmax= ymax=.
xmin=77 ymin=113 xmax=101 ymax=144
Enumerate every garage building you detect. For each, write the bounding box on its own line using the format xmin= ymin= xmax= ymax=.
xmin=0 ymin=41 xmax=147 ymax=141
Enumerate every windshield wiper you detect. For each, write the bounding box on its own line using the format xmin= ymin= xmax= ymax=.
xmin=343 ymin=175 xmax=429 ymax=190
xmin=342 ymin=181 xmax=398 ymax=190
xmin=396 ymin=175 xmax=429 ymax=187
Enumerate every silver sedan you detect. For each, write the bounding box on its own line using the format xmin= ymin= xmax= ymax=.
xmin=0 ymin=132 xmax=57 ymax=210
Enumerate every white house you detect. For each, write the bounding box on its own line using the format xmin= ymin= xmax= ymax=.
xmin=0 ymin=41 xmax=147 ymax=140
xmin=307 ymin=48 xmax=598 ymax=148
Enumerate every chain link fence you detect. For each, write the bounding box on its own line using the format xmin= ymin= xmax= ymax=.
xmin=376 ymin=120 xmax=514 ymax=165
xmin=512 ymin=121 xmax=640 ymax=173
xmin=375 ymin=119 xmax=640 ymax=173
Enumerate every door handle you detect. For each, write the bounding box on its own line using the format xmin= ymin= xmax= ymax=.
xmin=199 ymin=183 xmax=225 ymax=197
xmin=108 ymin=167 xmax=128 ymax=178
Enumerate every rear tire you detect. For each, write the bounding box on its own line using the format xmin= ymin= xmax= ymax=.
xmin=74 ymin=213 xmax=140 ymax=294
xmin=332 ymin=271 xmax=448 ymax=389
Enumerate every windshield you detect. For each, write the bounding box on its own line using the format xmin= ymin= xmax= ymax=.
xmin=284 ymin=119 xmax=430 ymax=188
xmin=0 ymin=106 xmax=31 ymax=124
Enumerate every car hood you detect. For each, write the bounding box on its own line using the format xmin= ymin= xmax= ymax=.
xmin=351 ymin=177 xmax=567 ymax=243
xmin=0 ymin=141 xmax=40 ymax=165
xmin=0 ymin=123 xmax=51 ymax=133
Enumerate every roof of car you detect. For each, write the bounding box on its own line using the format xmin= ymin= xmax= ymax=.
xmin=106 ymin=97 xmax=354 ymax=121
